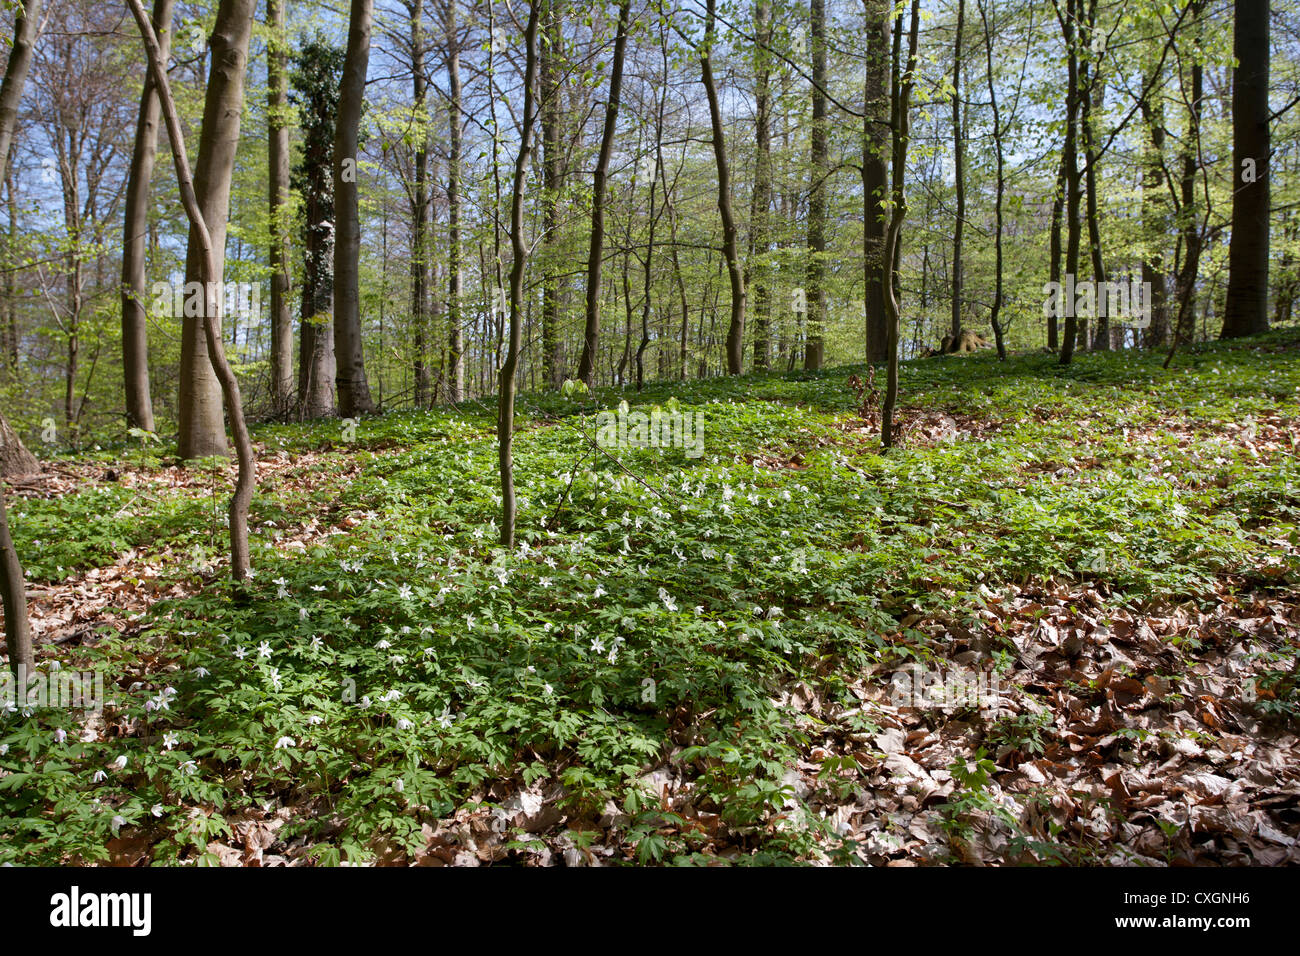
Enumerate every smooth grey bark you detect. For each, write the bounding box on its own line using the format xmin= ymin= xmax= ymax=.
xmin=267 ymin=0 xmax=293 ymax=415
xmin=538 ymin=0 xmax=564 ymax=388
xmin=1058 ymin=0 xmax=1083 ymax=366
xmin=1140 ymin=72 xmax=1170 ymax=348
xmin=949 ymin=0 xmax=966 ymax=347
xmin=405 ymin=0 xmax=432 ymax=406
xmin=701 ymin=0 xmax=746 ymax=376
xmin=445 ymin=0 xmax=464 ymax=401
xmin=129 ymin=0 xmax=256 ymax=580
xmin=499 ymin=0 xmax=539 ymax=547
xmin=881 ymin=0 xmax=921 ymax=449
xmin=749 ymin=0 xmax=773 ymax=369
xmin=804 ymin=0 xmax=828 ymax=371
xmin=333 ymin=0 xmax=377 ymax=417
xmin=0 ymin=0 xmax=41 ymax=169
xmin=978 ymin=0 xmax=1006 ymax=359
xmin=1221 ymin=0 xmax=1270 ymax=338
xmin=863 ymin=0 xmax=891 ymax=364
xmin=0 ymin=0 xmax=41 ymax=675
xmin=177 ymin=0 xmax=256 ymax=459
xmin=121 ymin=0 xmax=174 ymax=432
xmin=576 ymin=0 xmax=631 ymax=387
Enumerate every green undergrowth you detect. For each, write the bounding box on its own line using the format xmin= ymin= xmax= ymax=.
xmin=2 ymin=330 xmax=1297 ymax=864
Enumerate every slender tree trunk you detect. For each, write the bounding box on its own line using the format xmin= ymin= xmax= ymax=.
xmin=949 ymin=0 xmax=965 ymax=349
xmin=129 ymin=0 xmax=256 ymax=580
xmin=1221 ymin=0 xmax=1270 ymax=338
xmin=121 ymin=0 xmax=173 ymax=432
xmin=0 ymin=481 xmax=32 ymax=677
xmin=408 ymin=0 xmax=431 ymax=406
xmin=804 ymin=0 xmax=827 ymax=370
xmin=334 ymin=0 xmax=377 ymax=417
xmin=749 ymin=0 xmax=773 ymax=369
xmin=1140 ymin=75 xmax=1169 ymax=348
xmin=701 ymin=0 xmax=746 ymax=376
xmin=1166 ymin=3 xmax=1205 ymax=365
xmin=0 ymin=1 xmax=41 ymax=674
xmin=1058 ymin=0 xmax=1083 ymax=366
xmin=1081 ymin=2 xmax=1108 ymax=350
xmin=636 ymin=149 xmax=661 ymax=391
xmin=979 ymin=0 xmax=1006 ymax=359
xmin=576 ymin=0 xmax=630 ymax=387
xmin=539 ymin=0 xmax=564 ymax=388
xmin=499 ymin=0 xmax=539 ymax=547
xmin=863 ymin=0 xmax=891 ymax=364
xmin=1048 ymin=153 xmax=1065 ymax=350
xmin=445 ymin=0 xmax=464 ymax=402
xmin=267 ymin=0 xmax=292 ymax=416
xmin=881 ymin=0 xmax=921 ymax=448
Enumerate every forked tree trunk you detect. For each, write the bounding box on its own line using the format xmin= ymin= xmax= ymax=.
xmin=129 ymin=0 xmax=256 ymax=581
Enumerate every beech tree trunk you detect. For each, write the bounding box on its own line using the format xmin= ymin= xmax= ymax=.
xmin=539 ymin=0 xmax=564 ymax=389
xmin=949 ymin=0 xmax=965 ymax=348
xmin=129 ymin=0 xmax=256 ymax=580
xmin=445 ymin=0 xmax=464 ymax=402
xmin=979 ymin=0 xmax=1007 ymax=360
xmin=121 ymin=0 xmax=173 ymax=432
xmin=334 ymin=0 xmax=377 ymax=417
xmin=1140 ymin=74 xmax=1170 ymax=348
xmin=803 ymin=0 xmax=829 ymax=371
xmin=863 ymin=0 xmax=891 ymax=364
xmin=0 ymin=0 xmax=42 ymax=674
xmin=881 ymin=0 xmax=921 ymax=449
xmin=177 ymin=0 xmax=255 ymax=459
xmin=0 ymin=0 xmax=41 ymax=170
xmin=1058 ymin=0 xmax=1083 ymax=366
xmin=499 ymin=0 xmax=539 ymax=547
xmin=749 ymin=0 xmax=773 ymax=370
xmin=267 ymin=0 xmax=293 ymax=415
xmin=701 ymin=0 xmax=746 ymax=376
xmin=1221 ymin=0 xmax=1270 ymax=339
xmin=576 ymin=0 xmax=631 ymax=387
xmin=406 ymin=0 xmax=432 ymax=407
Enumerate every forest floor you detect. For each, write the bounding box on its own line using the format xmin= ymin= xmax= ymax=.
xmin=2 ymin=329 xmax=1299 ymax=866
